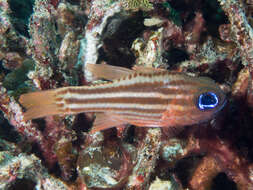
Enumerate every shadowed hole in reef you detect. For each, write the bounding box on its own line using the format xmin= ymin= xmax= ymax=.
xmin=72 ymin=113 xmax=92 ymax=146
xmin=0 ymin=60 xmax=11 ymax=75
xmin=31 ymin=143 xmax=62 ymax=178
xmin=66 ymin=0 xmax=80 ymax=5
xmin=32 ymin=118 xmax=46 ymax=132
xmin=30 ymin=143 xmax=45 ymax=162
xmin=202 ymin=0 xmax=228 ymax=38
xmin=174 ymin=155 xmax=203 ymax=187
xmin=221 ymin=98 xmax=253 ymax=163
xmin=211 ymin=172 xmax=237 ymax=190
xmin=123 ymin=125 xmax=135 ymax=144
xmin=162 ymin=48 xmax=189 ymax=68
xmin=0 ymin=112 xmax=21 ymax=143
xmin=99 ymin=11 xmax=147 ymax=68
xmin=29 ymin=140 xmax=61 ymax=178
xmin=8 ymin=179 xmax=36 ymax=190
xmin=8 ymin=0 xmax=35 ymax=37
xmin=168 ymin=0 xmax=228 ymax=38
xmin=207 ymin=59 xmax=243 ymax=84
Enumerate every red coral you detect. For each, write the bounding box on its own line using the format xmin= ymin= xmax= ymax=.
xmin=50 ymin=0 xmax=60 ymax=8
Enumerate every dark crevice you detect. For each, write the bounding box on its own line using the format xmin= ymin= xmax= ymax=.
xmin=66 ymin=0 xmax=80 ymax=5
xmin=202 ymin=0 xmax=228 ymax=38
xmin=162 ymin=48 xmax=189 ymax=68
xmin=174 ymin=155 xmax=203 ymax=187
xmin=0 ymin=112 xmax=21 ymax=143
xmin=211 ymin=172 xmax=237 ymax=190
xmin=8 ymin=178 xmax=36 ymax=190
xmin=8 ymin=0 xmax=35 ymax=37
xmin=99 ymin=11 xmax=146 ymax=68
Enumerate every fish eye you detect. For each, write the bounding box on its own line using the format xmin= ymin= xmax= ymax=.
xmin=198 ymin=92 xmax=219 ymax=110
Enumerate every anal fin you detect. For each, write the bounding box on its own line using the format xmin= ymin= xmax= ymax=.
xmin=90 ymin=113 xmax=127 ymax=134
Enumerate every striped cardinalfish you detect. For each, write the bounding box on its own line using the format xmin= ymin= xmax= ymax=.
xmin=19 ymin=64 xmax=226 ymax=134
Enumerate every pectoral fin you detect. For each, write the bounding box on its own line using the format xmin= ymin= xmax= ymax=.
xmin=90 ymin=113 xmax=127 ymax=133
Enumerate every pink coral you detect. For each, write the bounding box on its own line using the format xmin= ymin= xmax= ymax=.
xmin=1 ymin=0 xmax=253 ymax=189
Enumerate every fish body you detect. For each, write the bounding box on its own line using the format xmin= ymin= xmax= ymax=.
xmin=19 ymin=65 xmax=226 ymax=133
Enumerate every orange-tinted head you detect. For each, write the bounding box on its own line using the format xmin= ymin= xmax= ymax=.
xmin=163 ymin=75 xmax=226 ymax=127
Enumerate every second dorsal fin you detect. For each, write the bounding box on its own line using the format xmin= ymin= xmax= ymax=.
xmin=86 ymin=63 xmax=134 ymax=80
xmin=132 ymin=65 xmax=166 ymax=73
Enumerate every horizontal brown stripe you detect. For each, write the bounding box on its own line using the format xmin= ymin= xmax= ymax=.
xmin=119 ymin=113 xmax=162 ymax=120
xmin=56 ymin=71 xmax=191 ymax=95
xmin=58 ymin=81 xmax=162 ymax=95
xmin=165 ymin=107 xmax=200 ymax=117
xmin=58 ymin=83 xmax=197 ymax=98
xmin=168 ymin=79 xmax=198 ymax=86
xmin=167 ymin=98 xmax=195 ymax=106
xmin=67 ymin=107 xmax=165 ymax=114
xmin=64 ymin=106 xmax=201 ymax=118
xmin=64 ymin=97 xmax=168 ymax=105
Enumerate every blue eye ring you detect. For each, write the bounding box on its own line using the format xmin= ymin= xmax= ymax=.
xmin=198 ymin=92 xmax=219 ymax=110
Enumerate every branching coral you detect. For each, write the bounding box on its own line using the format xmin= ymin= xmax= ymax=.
xmin=0 ymin=0 xmax=253 ymax=189
xmin=218 ymin=0 xmax=253 ymax=66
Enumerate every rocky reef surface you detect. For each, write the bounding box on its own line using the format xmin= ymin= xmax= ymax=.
xmin=0 ymin=0 xmax=253 ymax=189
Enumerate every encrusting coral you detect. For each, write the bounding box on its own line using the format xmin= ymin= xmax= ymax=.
xmin=0 ymin=0 xmax=253 ymax=189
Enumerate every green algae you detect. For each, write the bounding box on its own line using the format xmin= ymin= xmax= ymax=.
xmin=3 ymin=59 xmax=35 ymax=91
xmin=162 ymin=2 xmax=182 ymax=26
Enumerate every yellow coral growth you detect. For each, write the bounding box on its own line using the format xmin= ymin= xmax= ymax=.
xmin=123 ymin=0 xmax=153 ymax=11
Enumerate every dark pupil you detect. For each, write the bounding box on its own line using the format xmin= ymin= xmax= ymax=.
xmin=198 ymin=92 xmax=218 ymax=110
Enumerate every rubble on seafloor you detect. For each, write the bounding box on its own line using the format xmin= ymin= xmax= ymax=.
xmin=0 ymin=0 xmax=253 ymax=189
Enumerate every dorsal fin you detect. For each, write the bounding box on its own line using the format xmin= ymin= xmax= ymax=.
xmin=132 ymin=65 xmax=166 ymax=73
xmin=86 ymin=63 xmax=134 ymax=80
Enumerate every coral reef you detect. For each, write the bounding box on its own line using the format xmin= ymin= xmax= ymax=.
xmin=1 ymin=0 xmax=253 ymax=189
xmin=0 ymin=139 xmax=70 ymax=190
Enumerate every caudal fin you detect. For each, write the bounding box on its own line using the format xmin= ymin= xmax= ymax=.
xmin=19 ymin=89 xmax=62 ymax=121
